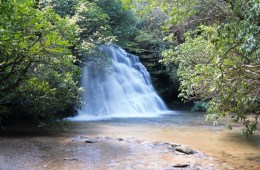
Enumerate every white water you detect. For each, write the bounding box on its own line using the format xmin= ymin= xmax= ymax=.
xmin=73 ymin=45 xmax=168 ymax=120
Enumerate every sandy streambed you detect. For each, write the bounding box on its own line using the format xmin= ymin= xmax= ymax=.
xmin=0 ymin=135 xmax=219 ymax=170
xmin=0 ymin=112 xmax=259 ymax=170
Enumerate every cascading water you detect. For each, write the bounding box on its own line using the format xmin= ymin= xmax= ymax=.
xmin=73 ymin=45 xmax=168 ymax=120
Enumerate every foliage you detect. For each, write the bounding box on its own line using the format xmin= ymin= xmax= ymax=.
xmin=40 ymin=0 xmax=118 ymax=66
xmin=94 ymin=0 xmax=139 ymax=48
xmin=0 ymin=0 xmax=81 ymax=122
xmin=120 ymin=0 xmax=157 ymax=15
xmin=39 ymin=0 xmax=79 ymax=17
xmin=136 ymin=8 xmax=168 ymax=54
xmin=191 ymin=101 xmax=208 ymax=112
xmin=120 ymin=0 xmax=169 ymax=54
xmin=160 ymin=0 xmax=260 ymax=135
xmin=72 ymin=1 xmax=115 ymax=58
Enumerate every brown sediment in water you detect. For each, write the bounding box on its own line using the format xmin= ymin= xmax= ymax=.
xmin=0 ymin=113 xmax=259 ymax=170
xmin=0 ymin=135 xmax=219 ymax=170
xmin=77 ymin=123 xmax=259 ymax=170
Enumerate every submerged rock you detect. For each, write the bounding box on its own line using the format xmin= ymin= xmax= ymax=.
xmin=118 ymin=138 xmax=124 ymax=141
xmin=173 ymin=145 xmax=195 ymax=154
xmin=63 ymin=157 xmax=78 ymax=161
xmin=85 ymin=140 xmax=97 ymax=143
xmin=172 ymin=164 xmax=190 ymax=168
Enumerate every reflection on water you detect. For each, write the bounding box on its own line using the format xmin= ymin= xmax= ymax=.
xmin=68 ymin=111 xmax=260 ymax=170
xmin=1 ymin=111 xmax=259 ymax=170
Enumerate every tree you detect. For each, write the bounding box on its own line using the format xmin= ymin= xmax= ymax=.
xmin=160 ymin=0 xmax=260 ymax=135
xmin=39 ymin=0 xmax=79 ymax=17
xmin=0 ymin=0 xmax=81 ymax=122
xmin=95 ymin=0 xmax=139 ymax=48
xmin=72 ymin=1 xmax=115 ymax=49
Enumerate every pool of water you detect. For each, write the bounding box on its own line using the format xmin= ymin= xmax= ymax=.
xmin=1 ymin=111 xmax=259 ymax=169
xmin=67 ymin=111 xmax=260 ymax=169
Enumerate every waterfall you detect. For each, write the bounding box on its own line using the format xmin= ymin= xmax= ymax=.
xmin=73 ymin=45 xmax=168 ymax=120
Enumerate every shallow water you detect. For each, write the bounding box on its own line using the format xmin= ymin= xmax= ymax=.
xmin=0 ymin=111 xmax=259 ymax=170
xmin=67 ymin=111 xmax=260 ymax=169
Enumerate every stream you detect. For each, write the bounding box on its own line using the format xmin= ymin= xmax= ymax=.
xmin=0 ymin=111 xmax=259 ymax=170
